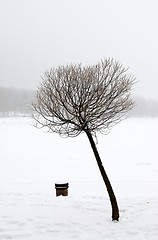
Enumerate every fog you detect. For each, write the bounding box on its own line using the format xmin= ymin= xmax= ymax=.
xmin=0 ymin=87 xmax=34 ymax=117
xmin=1 ymin=0 xmax=158 ymax=100
xmin=0 ymin=87 xmax=157 ymax=117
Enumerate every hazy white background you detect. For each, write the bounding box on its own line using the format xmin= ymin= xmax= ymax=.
xmin=1 ymin=0 xmax=158 ymax=99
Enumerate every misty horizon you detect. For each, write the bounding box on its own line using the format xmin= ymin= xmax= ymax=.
xmin=0 ymin=86 xmax=158 ymax=118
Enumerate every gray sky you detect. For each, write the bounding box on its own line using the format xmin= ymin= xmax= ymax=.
xmin=1 ymin=0 xmax=158 ymax=99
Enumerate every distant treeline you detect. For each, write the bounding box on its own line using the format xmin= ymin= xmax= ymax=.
xmin=0 ymin=87 xmax=158 ymax=117
xmin=128 ymin=96 xmax=158 ymax=117
xmin=0 ymin=87 xmax=35 ymax=117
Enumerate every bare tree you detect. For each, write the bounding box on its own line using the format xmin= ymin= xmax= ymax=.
xmin=32 ymin=58 xmax=135 ymax=221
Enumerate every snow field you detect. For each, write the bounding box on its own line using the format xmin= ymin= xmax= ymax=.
xmin=0 ymin=117 xmax=158 ymax=239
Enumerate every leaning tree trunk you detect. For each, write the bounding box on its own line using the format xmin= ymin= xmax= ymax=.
xmin=85 ymin=130 xmax=119 ymax=221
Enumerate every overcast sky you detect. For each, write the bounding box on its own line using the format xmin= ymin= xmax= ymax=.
xmin=1 ymin=0 xmax=158 ymax=99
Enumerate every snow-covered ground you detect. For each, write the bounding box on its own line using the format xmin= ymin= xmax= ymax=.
xmin=0 ymin=117 xmax=158 ymax=240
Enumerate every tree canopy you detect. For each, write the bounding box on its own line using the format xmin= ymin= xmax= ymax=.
xmin=32 ymin=58 xmax=135 ymax=137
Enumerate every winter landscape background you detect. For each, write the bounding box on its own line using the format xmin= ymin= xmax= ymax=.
xmin=1 ymin=0 xmax=158 ymax=238
xmin=0 ymin=116 xmax=157 ymax=239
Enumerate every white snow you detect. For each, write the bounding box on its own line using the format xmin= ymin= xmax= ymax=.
xmin=0 ymin=117 xmax=158 ymax=239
